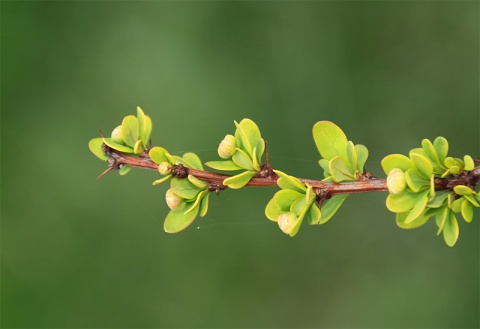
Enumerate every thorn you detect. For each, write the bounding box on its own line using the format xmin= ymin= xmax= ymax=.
xmin=98 ymin=129 xmax=106 ymax=138
xmin=96 ymin=167 xmax=114 ymax=180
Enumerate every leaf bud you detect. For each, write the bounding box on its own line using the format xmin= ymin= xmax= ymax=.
xmin=165 ymin=189 xmax=186 ymax=210
xmin=387 ymin=168 xmax=406 ymax=195
xmin=277 ymin=212 xmax=297 ymax=235
xmin=158 ymin=162 xmax=173 ymax=175
xmin=111 ymin=125 xmax=124 ymax=144
xmin=218 ymin=134 xmax=236 ymax=159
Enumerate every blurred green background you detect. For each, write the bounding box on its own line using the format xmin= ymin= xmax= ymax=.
xmin=2 ymin=1 xmax=479 ymax=328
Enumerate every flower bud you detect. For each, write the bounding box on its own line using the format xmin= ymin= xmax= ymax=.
xmin=218 ymin=134 xmax=236 ymax=159
xmin=277 ymin=212 xmax=297 ymax=235
xmin=165 ymin=189 xmax=186 ymax=210
xmin=158 ymin=162 xmax=173 ymax=175
xmin=387 ymin=168 xmax=406 ymax=195
xmin=111 ymin=125 xmax=124 ymax=144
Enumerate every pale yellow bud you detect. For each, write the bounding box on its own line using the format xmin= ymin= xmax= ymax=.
xmin=165 ymin=189 xmax=185 ymax=210
xmin=277 ymin=212 xmax=297 ymax=235
xmin=387 ymin=168 xmax=406 ymax=195
xmin=158 ymin=162 xmax=173 ymax=175
xmin=111 ymin=125 xmax=123 ymax=144
xmin=218 ymin=134 xmax=236 ymax=159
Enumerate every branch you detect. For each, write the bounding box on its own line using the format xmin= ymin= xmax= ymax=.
xmin=101 ymin=144 xmax=480 ymax=196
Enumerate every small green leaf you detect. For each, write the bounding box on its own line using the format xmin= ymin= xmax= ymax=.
xmin=319 ymin=194 xmax=348 ymax=224
xmin=436 ymin=206 xmax=449 ymax=235
xmin=306 ymin=204 xmax=321 ymax=225
xmin=290 ymin=196 xmax=308 ymax=217
xmin=205 ymin=160 xmax=243 ymax=171
xmin=171 ymin=178 xmax=201 ymax=199
xmin=396 ymin=211 xmax=430 ymax=229
xmin=381 ymin=154 xmax=413 ymax=174
xmin=234 ymin=120 xmax=253 ymax=156
xmin=449 ymin=166 xmax=461 ymax=175
xmin=273 ymin=170 xmax=307 ymax=193
xmin=274 ymin=189 xmax=304 ymax=210
xmin=421 ymin=139 xmax=441 ymax=167
xmin=137 ymin=106 xmax=152 ymax=145
xmin=199 ymin=192 xmax=209 ymax=217
xmin=251 ymin=147 xmax=260 ymax=171
xmin=318 ymin=159 xmax=331 ymax=177
xmin=464 ymin=155 xmax=474 ymax=171
xmin=89 ymin=138 xmax=109 ymax=161
xmin=133 ymin=140 xmax=144 ymax=155
xmin=461 ymin=199 xmax=473 ymax=223
xmin=464 ymin=194 xmax=480 ymax=207
xmin=433 ymin=137 xmax=448 ymax=163
xmin=265 ymin=198 xmax=283 ymax=221
xmin=410 ymin=153 xmax=433 ymax=179
xmin=121 ymin=115 xmax=139 ymax=147
xmin=223 ymin=171 xmax=256 ymax=189
xmin=355 ymin=144 xmax=369 ymax=173
xmin=181 ymin=152 xmax=203 ymax=170
xmin=184 ymin=190 xmax=207 ymax=215
xmin=149 ymin=147 xmax=170 ymax=165
xmin=386 ymin=189 xmax=418 ymax=213
xmin=256 ymin=138 xmax=265 ymax=163
xmin=188 ymin=174 xmax=208 ymax=189
xmin=102 ymin=138 xmax=134 ymax=153
xmin=119 ymin=166 xmax=131 ymax=175
xmin=454 ymin=185 xmax=473 ymax=196
xmin=238 ymin=118 xmax=262 ymax=158
xmin=329 ymin=156 xmax=354 ymax=182
xmin=427 ymin=191 xmax=449 ymax=208
xmin=313 ymin=121 xmax=348 ymax=160
xmin=164 ymin=206 xmax=199 ymax=233
xmin=443 ymin=211 xmax=459 ymax=247
xmin=346 ymin=141 xmax=357 ymax=170
xmin=404 ymin=168 xmax=429 ymax=192
xmin=232 ymin=148 xmax=254 ymax=171
xmin=404 ymin=191 xmax=429 ymax=224
xmin=153 ymin=175 xmax=171 ymax=185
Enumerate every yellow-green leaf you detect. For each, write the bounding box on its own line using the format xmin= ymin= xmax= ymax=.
xmin=89 ymin=138 xmax=108 ymax=161
xmin=381 ymin=154 xmax=413 ymax=174
xmin=312 ymin=121 xmax=348 ymax=160
xmin=121 ymin=115 xmax=139 ymax=147
xmin=164 ymin=206 xmax=199 ymax=233
xmin=329 ymin=156 xmax=354 ymax=182
xmin=319 ymin=194 xmax=348 ymax=224
xmin=223 ymin=171 xmax=256 ymax=189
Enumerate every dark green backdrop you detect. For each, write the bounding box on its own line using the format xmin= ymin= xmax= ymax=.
xmin=2 ymin=1 xmax=479 ymax=328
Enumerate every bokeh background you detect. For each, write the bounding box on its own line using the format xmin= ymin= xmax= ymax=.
xmin=2 ymin=1 xmax=479 ymax=328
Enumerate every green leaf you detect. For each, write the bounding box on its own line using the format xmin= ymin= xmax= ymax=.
xmin=102 ymin=137 xmax=134 ymax=153
xmin=329 ymin=156 xmax=354 ymax=182
xmin=121 ymin=115 xmax=139 ymax=147
xmin=312 ymin=121 xmax=348 ymax=160
xmin=89 ymin=138 xmax=108 ymax=161
xmin=464 ymin=194 xmax=480 ymax=207
xmin=436 ymin=206 xmax=449 ymax=235
xmin=410 ymin=153 xmax=433 ymax=179
xmin=443 ymin=211 xmax=459 ymax=247
xmin=164 ymin=206 xmax=199 ymax=233
xmin=346 ymin=141 xmax=357 ymax=170
xmin=306 ymin=204 xmax=321 ymax=225
xmin=318 ymin=159 xmax=331 ymax=177
xmin=290 ymin=196 xmax=308 ymax=217
xmin=256 ymin=138 xmax=265 ymax=163
xmin=355 ymin=144 xmax=369 ymax=173
xmin=427 ymin=191 xmax=449 ymax=208
xmin=149 ymin=147 xmax=170 ymax=164
xmin=232 ymin=148 xmax=254 ymax=171
xmin=386 ymin=189 xmax=418 ymax=213
xmin=265 ymin=189 xmax=304 ymax=221
xmin=234 ymin=120 xmax=252 ymax=157
xmin=461 ymin=199 xmax=473 ymax=223
xmin=184 ymin=190 xmax=207 ymax=215
xmin=251 ymin=147 xmax=260 ymax=171
xmin=404 ymin=191 xmax=429 ymax=224
xmin=119 ymin=166 xmax=131 ymax=175
xmin=265 ymin=198 xmax=283 ymax=221
xmin=199 ymin=192 xmax=209 ymax=217
xmin=454 ymin=185 xmax=473 ymax=196
xmin=223 ymin=171 xmax=256 ymax=189
xmin=133 ymin=140 xmax=144 ymax=155
xmin=153 ymin=175 xmax=171 ymax=185
xmin=433 ymin=137 xmax=448 ymax=163
xmin=381 ymin=154 xmax=413 ymax=174
xmin=273 ymin=170 xmax=307 ymax=193
xmin=188 ymin=174 xmax=208 ymax=189
xmin=404 ymin=168 xmax=429 ymax=192
xmin=137 ymin=106 xmax=152 ymax=145
xmin=421 ymin=139 xmax=441 ymax=167
xmin=238 ymin=118 xmax=262 ymax=158
xmin=464 ymin=155 xmax=474 ymax=171
xmin=181 ymin=152 xmax=203 ymax=170
xmin=396 ymin=211 xmax=430 ymax=229
xmin=319 ymin=194 xmax=348 ymax=224
xmin=205 ymin=160 xmax=243 ymax=171
xmin=171 ymin=178 xmax=201 ymax=199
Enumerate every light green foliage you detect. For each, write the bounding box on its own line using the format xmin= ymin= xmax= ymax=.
xmin=205 ymin=118 xmax=265 ymax=189
xmin=382 ymin=137 xmax=478 ymax=246
xmin=313 ymin=121 xmax=369 ymax=182
xmin=88 ymin=107 xmax=153 ymax=175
